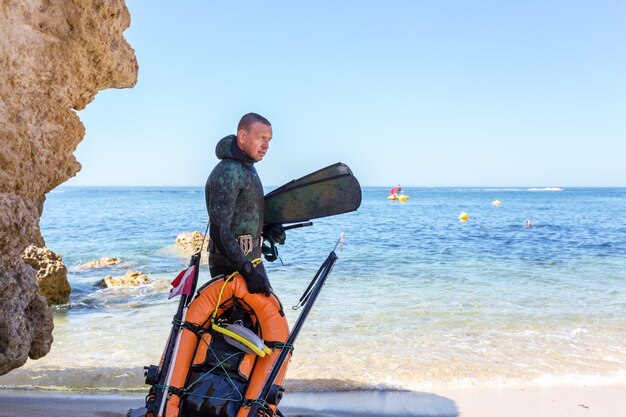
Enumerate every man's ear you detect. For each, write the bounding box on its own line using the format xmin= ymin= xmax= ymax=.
xmin=237 ymin=128 xmax=246 ymax=144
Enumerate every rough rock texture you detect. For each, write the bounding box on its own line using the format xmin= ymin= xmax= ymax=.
xmin=97 ymin=270 xmax=149 ymax=288
xmin=22 ymin=245 xmax=71 ymax=306
xmin=79 ymin=257 xmax=122 ymax=269
xmin=0 ymin=0 xmax=138 ymax=375
xmin=175 ymin=231 xmax=209 ymax=260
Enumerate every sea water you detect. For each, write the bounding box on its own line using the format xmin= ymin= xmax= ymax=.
xmin=2 ymin=187 xmax=625 ymax=392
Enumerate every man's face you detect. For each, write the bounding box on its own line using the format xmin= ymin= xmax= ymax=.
xmin=238 ymin=122 xmax=273 ymax=161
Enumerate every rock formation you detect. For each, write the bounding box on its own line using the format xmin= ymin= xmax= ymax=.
xmin=79 ymin=257 xmax=123 ymax=269
xmin=22 ymin=245 xmax=71 ymax=306
xmin=175 ymin=231 xmax=209 ymax=260
xmin=98 ymin=270 xmax=149 ymax=288
xmin=0 ymin=0 xmax=138 ymax=375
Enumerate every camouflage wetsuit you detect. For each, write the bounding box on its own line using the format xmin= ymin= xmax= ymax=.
xmin=205 ymin=135 xmax=266 ymax=277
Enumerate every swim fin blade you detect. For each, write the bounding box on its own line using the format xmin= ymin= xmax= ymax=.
xmin=264 ymin=162 xmax=362 ymax=224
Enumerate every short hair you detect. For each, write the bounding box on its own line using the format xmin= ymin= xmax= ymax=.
xmin=238 ymin=112 xmax=271 ymax=132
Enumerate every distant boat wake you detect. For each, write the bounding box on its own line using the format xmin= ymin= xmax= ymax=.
xmin=528 ymin=187 xmax=563 ymax=191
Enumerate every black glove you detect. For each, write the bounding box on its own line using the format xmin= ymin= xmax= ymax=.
xmin=240 ymin=261 xmax=271 ymax=296
xmin=262 ymin=224 xmax=286 ymax=245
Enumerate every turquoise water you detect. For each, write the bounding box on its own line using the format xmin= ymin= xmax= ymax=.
xmin=2 ymin=186 xmax=626 ymax=392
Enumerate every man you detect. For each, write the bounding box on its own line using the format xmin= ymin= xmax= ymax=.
xmin=205 ymin=113 xmax=284 ymax=296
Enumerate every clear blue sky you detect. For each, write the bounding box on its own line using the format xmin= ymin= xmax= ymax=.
xmin=68 ymin=0 xmax=625 ymax=187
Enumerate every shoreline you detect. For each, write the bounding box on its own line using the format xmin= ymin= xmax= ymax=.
xmin=1 ymin=384 xmax=624 ymax=417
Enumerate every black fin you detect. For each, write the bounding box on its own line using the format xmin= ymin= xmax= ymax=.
xmin=264 ymin=162 xmax=362 ymax=225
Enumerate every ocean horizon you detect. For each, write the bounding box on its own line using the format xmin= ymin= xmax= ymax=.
xmin=1 ymin=186 xmax=625 ymax=393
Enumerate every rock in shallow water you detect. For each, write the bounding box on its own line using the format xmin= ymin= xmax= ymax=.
xmin=79 ymin=257 xmax=123 ymax=269
xmin=22 ymin=245 xmax=71 ymax=306
xmin=175 ymin=231 xmax=209 ymax=258
xmin=98 ymin=270 xmax=149 ymax=288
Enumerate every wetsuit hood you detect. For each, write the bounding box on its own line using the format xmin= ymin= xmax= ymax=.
xmin=215 ymin=135 xmax=256 ymax=166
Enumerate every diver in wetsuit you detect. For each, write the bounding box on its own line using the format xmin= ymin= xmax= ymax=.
xmin=205 ymin=113 xmax=284 ymax=296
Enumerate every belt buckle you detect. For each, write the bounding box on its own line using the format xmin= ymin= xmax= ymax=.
xmin=239 ymin=235 xmax=253 ymax=256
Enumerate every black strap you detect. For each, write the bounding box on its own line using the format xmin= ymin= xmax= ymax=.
xmin=179 ymin=321 xmax=205 ymax=337
xmin=241 ymin=398 xmax=271 ymax=412
xmin=168 ymin=385 xmax=188 ymax=398
xmin=265 ymin=341 xmax=294 ymax=352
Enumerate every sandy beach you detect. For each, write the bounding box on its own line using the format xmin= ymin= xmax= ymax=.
xmin=1 ymin=385 xmax=624 ymax=417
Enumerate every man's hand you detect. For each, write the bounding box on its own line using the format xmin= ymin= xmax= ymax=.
xmin=240 ymin=261 xmax=271 ymax=296
xmin=262 ymin=224 xmax=286 ymax=245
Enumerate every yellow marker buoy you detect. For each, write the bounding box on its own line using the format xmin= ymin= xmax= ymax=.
xmin=492 ymin=200 xmax=501 ymax=206
xmin=458 ymin=212 xmax=469 ymax=221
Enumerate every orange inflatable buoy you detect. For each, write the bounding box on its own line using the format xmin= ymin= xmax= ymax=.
xmin=130 ymin=250 xmax=340 ymax=417
xmin=163 ymin=274 xmax=290 ymax=417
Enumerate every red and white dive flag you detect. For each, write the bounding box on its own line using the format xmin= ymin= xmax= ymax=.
xmin=168 ymin=265 xmax=196 ymax=299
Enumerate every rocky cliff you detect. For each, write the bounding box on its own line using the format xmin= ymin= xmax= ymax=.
xmin=0 ymin=0 xmax=138 ymax=375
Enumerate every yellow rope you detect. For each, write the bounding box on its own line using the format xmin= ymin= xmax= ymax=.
xmin=209 ymin=258 xmax=270 ymax=356
xmin=211 ymin=258 xmax=263 ymax=322
xmin=212 ymin=272 xmax=235 ymax=322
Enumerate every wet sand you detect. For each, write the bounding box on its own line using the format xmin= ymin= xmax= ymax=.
xmin=0 ymin=385 xmax=624 ymax=417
